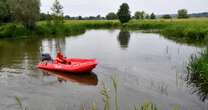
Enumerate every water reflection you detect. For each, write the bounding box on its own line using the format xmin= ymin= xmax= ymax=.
xmin=117 ymin=30 xmax=131 ymax=49
xmin=41 ymin=38 xmax=66 ymax=55
xmin=163 ymin=36 xmax=208 ymax=47
xmin=41 ymin=70 xmax=98 ymax=86
xmin=150 ymin=80 xmax=169 ymax=96
xmin=0 ymin=39 xmax=41 ymax=68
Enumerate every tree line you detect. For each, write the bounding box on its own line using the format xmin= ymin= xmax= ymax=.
xmin=39 ymin=13 xmax=106 ymax=21
xmin=0 ymin=0 xmax=191 ymax=28
xmin=0 ymin=0 xmax=40 ymax=29
xmin=0 ymin=0 xmax=66 ymax=29
xmin=105 ymin=4 xmax=189 ymax=21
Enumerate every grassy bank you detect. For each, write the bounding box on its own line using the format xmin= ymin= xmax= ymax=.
xmin=187 ymin=48 xmax=208 ymax=101
xmin=1 ymin=18 xmax=208 ymax=40
xmin=0 ymin=20 xmax=120 ymax=38
xmin=127 ymin=18 xmax=208 ymax=41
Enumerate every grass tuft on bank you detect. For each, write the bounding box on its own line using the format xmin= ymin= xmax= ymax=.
xmin=187 ymin=48 xmax=208 ymax=101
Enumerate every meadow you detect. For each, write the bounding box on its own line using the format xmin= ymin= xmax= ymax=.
xmin=0 ymin=18 xmax=208 ymax=41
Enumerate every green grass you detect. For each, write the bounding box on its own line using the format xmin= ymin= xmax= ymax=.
xmin=187 ymin=48 xmax=208 ymax=101
xmin=0 ymin=20 xmax=120 ymax=38
xmin=15 ymin=96 xmax=28 ymax=110
xmin=127 ymin=19 xmax=208 ymax=41
xmin=1 ymin=18 xmax=208 ymax=40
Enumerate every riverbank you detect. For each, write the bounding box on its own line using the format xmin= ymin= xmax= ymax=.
xmin=127 ymin=18 xmax=208 ymax=40
xmin=0 ymin=19 xmax=208 ymax=40
xmin=0 ymin=20 xmax=119 ymax=38
xmin=187 ymin=49 xmax=208 ymax=101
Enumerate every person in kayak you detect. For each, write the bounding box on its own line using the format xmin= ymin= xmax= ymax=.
xmin=55 ymin=51 xmax=68 ymax=64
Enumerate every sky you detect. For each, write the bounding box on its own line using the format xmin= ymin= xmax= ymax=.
xmin=41 ymin=0 xmax=208 ymax=16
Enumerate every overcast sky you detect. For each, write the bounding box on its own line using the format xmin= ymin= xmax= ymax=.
xmin=41 ymin=0 xmax=208 ymax=16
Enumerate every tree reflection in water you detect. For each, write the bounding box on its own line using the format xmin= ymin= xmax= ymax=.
xmin=117 ymin=30 xmax=130 ymax=49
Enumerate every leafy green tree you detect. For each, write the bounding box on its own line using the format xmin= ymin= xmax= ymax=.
xmin=162 ymin=14 xmax=172 ymax=19
xmin=64 ymin=15 xmax=70 ymax=20
xmin=150 ymin=13 xmax=156 ymax=19
xmin=51 ymin=0 xmax=64 ymax=25
xmin=0 ymin=0 xmax=11 ymax=23
xmin=78 ymin=16 xmax=82 ymax=20
xmin=8 ymin=0 xmax=40 ymax=29
xmin=177 ymin=9 xmax=189 ymax=18
xmin=117 ymin=3 xmax=131 ymax=23
xmin=88 ymin=16 xmax=96 ymax=20
xmin=39 ymin=13 xmax=49 ymax=21
xmin=134 ymin=11 xmax=145 ymax=19
xmin=106 ymin=12 xmax=117 ymax=20
xmin=145 ymin=14 xmax=150 ymax=19
xmin=96 ymin=15 xmax=101 ymax=20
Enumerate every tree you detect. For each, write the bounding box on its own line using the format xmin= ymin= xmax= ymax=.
xmin=0 ymin=0 xmax=11 ymax=23
xmin=96 ymin=15 xmax=101 ymax=20
xmin=106 ymin=12 xmax=117 ymax=20
xmin=162 ymin=14 xmax=172 ymax=19
xmin=150 ymin=13 xmax=156 ymax=19
xmin=88 ymin=16 xmax=96 ymax=20
xmin=134 ymin=11 xmax=145 ymax=19
xmin=64 ymin=15 xmax=70 ymax=20
xmin=78 ymin=16 xmax=82 ymax=20
xmin=51 ymin=0 xmax=64 ymax=25
xmin=177 ymin=9 xmax=189 ymax=19
xmin=145 ymin=14 xmax=150 ymax=19
xmin=117 ymin=3 xmax=131 ymax=23
xmin=8 ymin=0 xmax=40 ymax=29
xmin=40 ymin=13 xmax=49 ymax=21
xmin=46 ymin=12 xmax=52 ymax=26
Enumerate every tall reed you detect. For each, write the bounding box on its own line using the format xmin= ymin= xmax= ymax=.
xmin=100 ymin=81 xmax=110 ymax=110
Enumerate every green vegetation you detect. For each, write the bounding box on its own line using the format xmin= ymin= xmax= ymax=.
xmin=15 ymin=96 xmax=28 ymax=110
xmin=0 ymin=0 xmax=207 ymax=41
xmin=177 ymin=9 xmax=189 ymax=19
xmin=0 ymin=20 xmax=120 ymax=38
xmin=187 ymin=49 xmax=208 ymax=101
xmin=150 ymin=13 xmax=156 ymax=19
xmin=106 ymin=12 xmax=118 ymax=20
xmin=161 ymin=14 xmax=172 ymax=19
xmin=133 ymin=11 xmax=155 ymax=20
xmin=134 ymin=11 xmax=145 ymax=19
xmin=0 ymin=0 xmax=11 ymax=23
xmin=134 ymin=102 xmax=158 ymax=110
xmin=126 ymin=19 xmax=208 ymax=41
xmin=1 ymin=19 xmax=208 ymax=41
xmin=117 ymin=3 xmax=131 ymax=23
xmin=51 ymin=0 xmax=64 ymax=25
xmin=7 ymin=0 xmax=40 ymax=29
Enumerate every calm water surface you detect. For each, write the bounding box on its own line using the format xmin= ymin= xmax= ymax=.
xmin=0 ymin=30 xmax=207 ymax=110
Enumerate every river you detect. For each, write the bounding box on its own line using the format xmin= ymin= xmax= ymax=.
xmin=0 ymin=29 xmax=207 ymax=110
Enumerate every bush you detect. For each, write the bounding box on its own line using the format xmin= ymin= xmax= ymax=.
xmin=0 ymin=24 xmax=27 ymax=38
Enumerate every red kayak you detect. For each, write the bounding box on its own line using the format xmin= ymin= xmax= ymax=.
xmin=37 ymin=58 xmax=97 ymax=73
